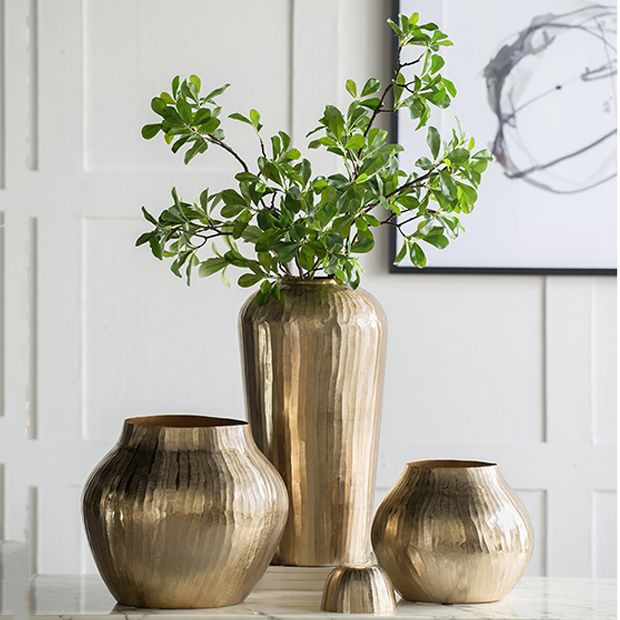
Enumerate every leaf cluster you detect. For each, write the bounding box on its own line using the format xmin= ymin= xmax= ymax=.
xmin=137 ymin=12 xmax=492 ymax=302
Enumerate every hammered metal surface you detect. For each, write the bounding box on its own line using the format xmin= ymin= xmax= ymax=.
xmin=82 ymin=415 xmax=288 ymax=609
xmin=372 ymin=460 xmax=533 ymax=604
xmin=240 ymin=279 xmax=387 ymax=566
xmin=321 ymin=565 xmax=396 ymax=614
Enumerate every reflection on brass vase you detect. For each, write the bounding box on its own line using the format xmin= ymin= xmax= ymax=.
xmin=321 ymin=565 xmax=396 ymax=614
xmin=240 ymin=278 xmax=387 ymax=566
xmin=371 ymin=460 xmax=533 ymax=604
xmin=82 ymin=415 xmax=288 ymax=609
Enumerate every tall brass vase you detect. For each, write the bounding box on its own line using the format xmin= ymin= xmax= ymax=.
xmin=240 ymin=278 xmax=387 ymax=566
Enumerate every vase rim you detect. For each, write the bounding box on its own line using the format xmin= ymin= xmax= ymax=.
xmin=406 ymin=459 xmax=497 ymax=469
xmin=125 ymin=414 xmax=247 ymax=429
xmin=282 ymin=276 xmax=340 ymax=285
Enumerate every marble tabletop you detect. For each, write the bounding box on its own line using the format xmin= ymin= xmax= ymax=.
xmin=0 ymin=568 xmax=615 ymax=620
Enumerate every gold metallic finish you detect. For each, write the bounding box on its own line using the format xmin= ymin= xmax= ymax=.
xmin=240 ymin=278 xmax=387 ymax=566
xmin=321 ymin=565 xmax=397 ymax=614
xmin=371 ymin=460 xmax=533 ymax=604
xmin=82 ymin=415 xmax=288 ymax=609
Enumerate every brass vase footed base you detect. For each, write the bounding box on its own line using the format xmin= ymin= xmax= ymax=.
xmin=82 ymin=415 xmax=288 ymax=609
xmin=240 ymin=278 xmax=387 ymax=566
xmin=321 ymin=565 xmax=396 ymax=614
xmin=371 ymin=460 xmax=533 ymax=604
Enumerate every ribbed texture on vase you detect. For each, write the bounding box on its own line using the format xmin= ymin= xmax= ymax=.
xmin=83 ymin=415 xmax=288 ymax=608
xmin=321 ymin=565 xmax=396 ymax=613
xmin=240 ymin=279 xmax=387 ymax=566
xmin=371 ymin=459 xmax=533 ymax=603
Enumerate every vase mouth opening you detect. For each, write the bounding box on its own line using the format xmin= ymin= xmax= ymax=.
xmin=407 ymin=459 xmax=497 ymax=469
xmin=125 ymin=414 xmax=247 ymax=429
xmin=282 ymin=276 xmax=339 ymax=285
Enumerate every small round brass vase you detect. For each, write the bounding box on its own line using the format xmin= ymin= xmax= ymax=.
xmin=82 ymin=415 xmax=289 ymax=609
xmin=321 ymin=565 xmax=396 ymax=614
xmin=371 ymin=460 xmax=533 ymax=604
xmin=240 ymin=278 xmax=387 ymax=566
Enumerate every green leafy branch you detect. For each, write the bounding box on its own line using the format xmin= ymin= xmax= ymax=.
xmin=137 ymin=12 xmax=492 ymax=302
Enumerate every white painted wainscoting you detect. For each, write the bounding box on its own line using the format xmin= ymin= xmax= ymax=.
xmin=0 ymin=0 xmax=616 ymax=577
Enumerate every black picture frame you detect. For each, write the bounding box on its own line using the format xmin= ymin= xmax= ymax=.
xmin=388 ymin=0 xmax=617 ymax=277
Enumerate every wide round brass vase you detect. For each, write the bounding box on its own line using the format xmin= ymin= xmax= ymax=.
xmin=371 ymin=460 xmax=533 ymax=604
xmin=240 ymin=278 xmax=387 ymax=566
xmin=82 ymin=415 xmax=288 ymax=609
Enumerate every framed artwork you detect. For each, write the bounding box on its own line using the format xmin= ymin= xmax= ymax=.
xmin=391 ymin=0 xmax=617 ymax=275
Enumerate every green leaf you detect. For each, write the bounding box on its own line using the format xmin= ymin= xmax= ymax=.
xmin=285 ymin=148 xmax=301 ymax=160
xmin=424 ymin=228 xmax=449 ymax=249
xmin=411 ymin=242 xmax=427 ymax=267
xmin=221 ymin=189 xmax=246 ymax=206
xmin=360 ymin=97 xmax=381 ymax=109
xmin=323 ymin=105 xmax=345 ymax=137
xmin=199 ymin=258 xmax=228 ymax=277
xmin=439 ymin=170 xmax=457 ymax=199
xmin=443 ymin=78 xmax=457 ymax=96
xmin=189 ymin=74 xmax=201 ymax=92
xmin=427 ymin=126 xmax=441 ymax=159
xmin=141 ymin=123 xmax=161 ymax=140
xmin=171 ymin=135 xmax=191 ymax=154
xmin=448 ymin=148 xmax=470 ymax=164
xmin=361 ymin=78 xmax=381 ymax=96
xmin=275 ymin=242 xmax=299 ymax=263
xmin=141 ymin=206 xmax=158 ymax=226
xmin=221 ymin=203 xmax=245 ymax=218
xmin=238 ymin=273 xmax=262 ymax=288
xmin=298 ymin=244 xmax=315 ymax=270
xmin=177 ymin=98 xmax=193 ymax=124
xmin=198 ymin=117 xmax=221 ymax=134
xmin=430 ymin=54 xmax=445 ymax=74
xmin=345 ymin=134 xmax=365 ymax=150
xmin=387 ymin=19 xmax=401 ymax=36
xmin=205 ymin=83 xmax=231 ymax=100
xmin=394 ymin=239 xmax=408 ymax=264
xmin=249 ymin=108 xmax=261 ymax=129
xmin=351 ymin=230 xmax=375 ymax=253
xmin=279 ymin=131 xmax=291 ymax=150
xmin=229 ymin=112 xmax=252 ymax=125
xmin=416 ymin=156 xmax=433 ymax=170
xmin=148 ymin=235 xmax=163 ymax=260
xmin=345 ymin=79 xmax=357 ymax=97
xmin=150 ymin=97 xmax=167 ymax=116
xmin=135 ymin=232 xmax=153 ymax=247
xmin=459 ymin=183 xmax=478 ymax=205
xmin=183 ymin=140 xmax=205 ymax=164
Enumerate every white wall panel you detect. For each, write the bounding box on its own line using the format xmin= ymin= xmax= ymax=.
xmin=592 ymin=279 xmax=617 ymax=444
xmin=518 ymin=490 xmax=547 ymax=577
xmin=0 ymin=211 xmax=4 ymax=418
xmin=0 ymin=0 xmax=615 ymax=579
xmin=37 ymin=486 xmax=82 ymax=574
xmin=83 ymin=217 xmax=247 ymax=441
xmin=84 ymin=0 xmax=292 ymax=172
xmin=593 ymin=491 xmax=617 ymax=578
xmin=374 ymin=276 xmax=545 ymax=444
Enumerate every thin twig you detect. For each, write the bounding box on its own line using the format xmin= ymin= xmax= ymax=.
xmin=205 ymin=135 xmax=250 ymax=172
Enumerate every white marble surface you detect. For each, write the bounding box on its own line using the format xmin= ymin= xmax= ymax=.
xmin=0 ymin=570 xmax=615 ymax=620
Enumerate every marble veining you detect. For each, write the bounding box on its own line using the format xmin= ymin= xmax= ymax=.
xmin=1 ymin=570 xmax=615 ymax=620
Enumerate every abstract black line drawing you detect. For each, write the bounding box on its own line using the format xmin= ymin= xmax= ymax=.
xmin=391 ymin=0 xmax=616 ymax=272
xmin=485 ymin=4 xmax=617 ymax=194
